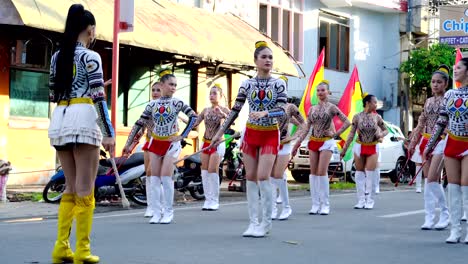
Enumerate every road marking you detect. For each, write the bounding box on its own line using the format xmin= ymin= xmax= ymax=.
xmin=4 ymin=217 xmax=44 ymax=223
xmin=378 ymin=209 xmax=425 ymax=218
xmin=0 ymin=189 xmax=414 ymax=226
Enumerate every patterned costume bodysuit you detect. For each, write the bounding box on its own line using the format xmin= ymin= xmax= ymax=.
xmin=296 ymin=102 xmax=350 ymax=152
xmin=48 ymin=42 xmax=114 ymax=147
xmin=278 ymin=103 xmax=305 ymax=144
xmin=125 ymin=96 xmax=197 ymax=156
xmin=219 ymin=77 xmax=287 ymax=157
xmin=409 ymin=96 xmax=445 ymax=156
xmin=194 ymin=106 xmax=230 ymax=155
xmin=427 ymin=87 xmax=468 ymax=159
xmin=343 ymin=112 xmax=388 ymax=156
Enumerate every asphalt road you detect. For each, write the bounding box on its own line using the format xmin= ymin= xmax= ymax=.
xmin=0 ymin=189 xmax=466 ymax=264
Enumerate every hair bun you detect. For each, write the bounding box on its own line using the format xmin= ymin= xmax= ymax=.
xmin=438 ymin=64 xmax=450 ymax=75
xmin=159 ymin=69 xmax=172 ymax=78
xmin=255 ymin=41 xmax=268 ymax=49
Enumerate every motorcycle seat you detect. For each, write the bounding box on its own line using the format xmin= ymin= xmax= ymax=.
xmin=186 ymin=152 xmax=201 ymax=164
xmin=99 ymin=152 xmax=145 ymax=172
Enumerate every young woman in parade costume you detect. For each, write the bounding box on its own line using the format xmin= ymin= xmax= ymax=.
xmin=123 ymin=82 xmax=162 ymax=218
xmin=292 ymin=81 xmax=351 ymax=215
xmin=408 ymin=65 xmax=450 ymax=231
xmin=270 ymin=76 xmax=306 ymax=220
xmin=424 ymin=58 xmax=468 ymax=244
xmin=341 ymin=94 xmax=388 ymax=210
xmin=124 ymin=69 xmax=197 ymax=224
xmin=193 ymin=83 xmax=230 ymax=211
xmin=48 ymin=4 xmax=115 ymax=263
xmin=210 ymin=41 xmax=287 ymax=238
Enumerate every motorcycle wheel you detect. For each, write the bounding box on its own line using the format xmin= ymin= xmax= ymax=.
xmin=189 ymin=185 xmax=205 ymax=200
xmin=128 ymin=178 xmax=147 ymax=206
xmin=42 ymin=179 xmax=65 ymax=203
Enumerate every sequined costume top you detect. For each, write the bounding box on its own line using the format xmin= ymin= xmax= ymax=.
xmin=278 ymin=103 xmax=305 ymax=143
xmin=125 ymin=96 xmax=197 ymax=148
xmin=409 ymin=96 xmax=444 ymax=150
xmin=426 ymin=87 xmax=468 ymax=152
xmin=219 ymin=77 xmax=287 ymax=132
xmin=194 ymin=106 xmax=230 ymax=141
xmin=343 ymin=112 xmax=388 ymax=150
xmin=297 ymin=102 xmax=351 ymax=143
xmin=49 ymin=42 xmax=114 ymax=137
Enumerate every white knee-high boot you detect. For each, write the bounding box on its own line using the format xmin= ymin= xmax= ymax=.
xmin=354 ymin=171 xmax=366 ymax=209
xmin=318 ymin=176 xmax=330 ymax=215
xmin=309 ymin=175 xmax=320 ymax=214
xmin=461 ymin=186 xmax=468 ymax=244
xmin=201 ymin=170 xmax=210 ymax=210
xmin=270 ymin=178 xmax=279 ymax=219
xmin=208 ymin=172 xmax=220 ymax=210
xmin=374 ymin=170 xmax=380 ymax=194
xmin=149 ymin=176 xmax=162 ymax=224
xmin=446 ymin=183 xmax=462 ymax=243
xmin=160 ymin=176 xmax=174 ymax=224
xmin=432 ymin=182 xmax=450 ymax=230
xmin=254 ymin=180 xmax=273 ymax=238
xmin=243 ymin=181 xmax=260 ymax=237
xmin=415 ymin=165 xmax=422 ymax=193
xmin=278 ymin=172 xmax=292 ymax=220
xmin=144 ymin=176 xmax=153 ymax=218
xmin=421 ymin=179 xmax=436 ymax=230
xmin=364 ymin=170 xmax=376 ymax=209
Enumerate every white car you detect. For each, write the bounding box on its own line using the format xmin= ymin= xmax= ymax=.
xmin=288 ymin=123 xmax=407 ymax=183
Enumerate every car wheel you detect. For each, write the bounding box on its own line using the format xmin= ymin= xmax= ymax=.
xmin=392 ymin=157 xmax=411 ymax=184
xmin=291 ymin=171 xmax=309 ymax=183
xmin=346 ymin=163 xmax=356 ymax=183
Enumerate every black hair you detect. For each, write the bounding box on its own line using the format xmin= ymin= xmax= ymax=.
xmin=254 ymin=41 xmax=272 ymax=60
xmin=432 ymin=64 xmax=450 ymax=83
xmin=52 ymin=4 xmax=95 ymax=99
xmin=363 ymin=94 xmax=376 ymax=108
xmin=460 ymin=57 xmax=468 ymax=70
xmin=158 ymin=69 xmax=175 ymax=83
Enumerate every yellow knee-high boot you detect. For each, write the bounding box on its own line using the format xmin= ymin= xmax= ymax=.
xmin=52 ymin=193 xmax=75 ymax=263
xmin=74 ymin=193 xmax=99 ymax=264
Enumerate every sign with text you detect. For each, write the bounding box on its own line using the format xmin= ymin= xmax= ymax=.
xmin=120 ymin=0 xmax=134 ymax=32
xmin=439 ymin=5 xmax=468 ymax=47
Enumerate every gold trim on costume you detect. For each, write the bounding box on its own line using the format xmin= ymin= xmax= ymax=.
xmin=58 ymin=98 xmax=93 ymax=106
xmin=151 ymin=132 xmax=177 ymax=141
xmin=246 ymin=123 xmax=278 ymax=131
xmin=309 ymin=136 xmax=332 ymax=142
xmin=356 ymin=140 xmax=378 ymax=146
xmin=448 ymin=131 xmax=468 ymax=142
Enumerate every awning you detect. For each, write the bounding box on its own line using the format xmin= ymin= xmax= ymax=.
xmin=3 ymin=0 xmax=303 ymax=77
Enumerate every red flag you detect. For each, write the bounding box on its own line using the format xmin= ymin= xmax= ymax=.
xmin=455 ymin=48 xmax=463 ymax=89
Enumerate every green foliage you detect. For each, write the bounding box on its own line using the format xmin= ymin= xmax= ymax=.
xmin=400 ymin=43 xmax=455 ymax=97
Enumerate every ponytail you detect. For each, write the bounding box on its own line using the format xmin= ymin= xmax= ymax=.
xmin=53 ymin=4 xmax=96 ymax=99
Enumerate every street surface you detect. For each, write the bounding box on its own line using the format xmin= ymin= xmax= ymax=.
xmin=0 ymin=189 xmax=466 ymax=264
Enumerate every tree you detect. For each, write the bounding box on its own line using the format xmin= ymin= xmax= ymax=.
xmin=400 ymin=43 xmax=455 ymax=98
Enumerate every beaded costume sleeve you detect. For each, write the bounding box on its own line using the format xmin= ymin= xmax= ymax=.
xmin=48 ymin=52 xmax=58 ymax=102
xmin=409 ymin=100 xmax=428 ymax=150
xmin=376 ymin=114 xmax=389 ymax=138
xmin=426 ymin=88 xmax=468 ymax=153
xmin=85 ymin=51 xmax=114 ymax=137
xmin=279 ymin=103 xmax=305 ymax=141
xmin=331 ymin=104 xmax=351 ymax=137
xmin=179 ymin=100 xmax=198 ymax=138
xmin=342 ymin=114 xmax=359 ymax=151
xmin=124 ymin=101 xmax=154 ymax=149
xmin=219 ymin=77 xmax=287 ymax=133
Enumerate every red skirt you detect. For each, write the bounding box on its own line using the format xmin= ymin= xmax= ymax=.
xmin=202 ymin=140 xmax=217 ymax=155
xmin=147 ymin=134 xmax=173 ymax=156
xmin=418 ymin=133 xmax=430 ymax=155
xmin=357 ymin=140 xmax=378 ymax=157
xmin=308 ymin=137 xmax=332 ymax=152
xmin=444 ymin=133 xmax=468 ymax=160
xmin=241 ymin=124 xmax=279 ymax=158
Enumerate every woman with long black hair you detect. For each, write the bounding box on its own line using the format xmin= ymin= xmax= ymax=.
xmin=48 ymin=4 xmax=115 ymax=264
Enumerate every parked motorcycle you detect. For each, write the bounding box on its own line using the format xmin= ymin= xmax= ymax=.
xmin=43 ymin=150 xmax=147 ymax=205
xmin=222 ymin=129 xmax=246 ymax=192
